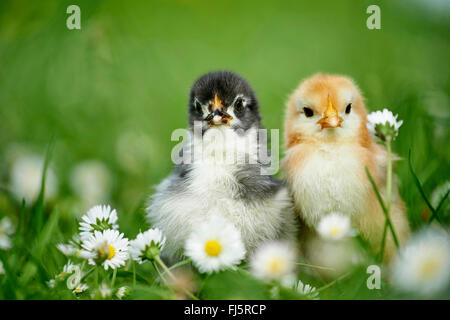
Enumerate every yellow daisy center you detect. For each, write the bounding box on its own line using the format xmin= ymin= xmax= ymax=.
xmin=419 ymin=257 xmax=439 ymax=280
xmin=268 ymin=258 xmax=284 ymax=274
xmin=99 ymin=244 xmax=116 ymax=260
xmin=330 ymin=226 xmax=341 ymax=237
xmin=204 ymin=240 xmax=222 ymax=257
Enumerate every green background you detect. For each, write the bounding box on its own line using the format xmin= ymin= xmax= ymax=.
xmin=0 ymin=0 xmax=449 ymax=299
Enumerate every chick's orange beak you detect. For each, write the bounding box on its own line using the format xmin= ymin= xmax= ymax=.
xmin=317 ymin=95 xmax=343 ymax=129
xmin=211 ymin=94 xmax=224 ymax=111
xmin=209 ymin=94 xmax=233 ymax=126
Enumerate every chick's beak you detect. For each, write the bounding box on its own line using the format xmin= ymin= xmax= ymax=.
xmin=317 ymin=96 xmax=343 ymax=129
xmin=208 ymin=94 xmax=233 ymax=126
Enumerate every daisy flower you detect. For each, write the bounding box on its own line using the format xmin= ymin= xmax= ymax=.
xmin=81 ymin=229 xmax=129 ymax=270
xmin=70 ymin=160 xmax=112 ymax=209
xmin=72 ymin=283 xmax=88 ymax=295
xmin=57 ymin=234 xmax=83 ymax=257
xmin=79 ymin=205 xmax=119 ymax=240
xmin=129 ymin=228 xmax=166 ymax=263
xmin=307 ymin=238 xmax=365 ymax=276
xmin=115 ymin=286 xmax=131 ymax=300
xmin=46 ymin=279 xmax=55 ymax=288
xmin=185 ymin=216 xmax=246 ymax=274
xmin=295 ymin=280 xmax=320 ymax=300
xmin=391 ymin=228 xmax=450 ymax=296
xmin=49 ymin=261 xmax=82 ymax=289
xmin=10 ymin=154 xmax=58 ymax=204
xmin=0 ymin=217 xmax=15 ymax=250
xmin=92 ymin=282 xmax=112 ymax=300
xmin=316 ymin=213 xmax=352 ymax=240
xmin=366 ymin=108 xmax=403 ymax=142
xmin=250 ymin=241 xmax=297 ymax=282
xmin=57 ymin=243 xmax=78 ymax=256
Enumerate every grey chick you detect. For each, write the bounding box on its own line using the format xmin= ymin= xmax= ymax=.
xmin=147 ymin=71 xmax=297 ymax=261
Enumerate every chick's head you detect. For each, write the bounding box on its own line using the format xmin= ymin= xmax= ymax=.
xmin=188 ymin=71 xmax=261 ymax=132
xmin=285 ymin=73 xmax=370 ymax=147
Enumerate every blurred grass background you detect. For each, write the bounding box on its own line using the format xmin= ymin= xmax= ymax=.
xmin=0 ymin=0 xmax=449 ymax=299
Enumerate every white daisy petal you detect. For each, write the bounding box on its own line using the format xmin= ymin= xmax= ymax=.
xmin=296 ymin=280 xmax=320 ymax=300
xmin=0 ymin=217 xmax=16 ymax=250
xmin=57 ymin=243 xmax=78 ymax=256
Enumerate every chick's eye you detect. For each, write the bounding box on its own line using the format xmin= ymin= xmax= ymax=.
xmin=194 ymin=100 xmax=202 ymax=114
xmin=303 ymin=107 xmax=314 ymax=117
xmin=345 ymin=103 xmax=352 ymax=114
xmin=234 ymin=98 xmax=244 ymax=113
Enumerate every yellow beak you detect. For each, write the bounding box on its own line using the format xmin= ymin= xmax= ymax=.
xmin=211 ymin=94 xmax=224 ymax=111
xmin=317 ymin=95 xmax=343 ymax=129
xmin=209 ymin=94 xmax=233 ymax=126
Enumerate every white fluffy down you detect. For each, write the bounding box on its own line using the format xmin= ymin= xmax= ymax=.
xmin=147 ymin=126 xmax=297 ymax=260
xmin=288 ymin=143 xmax=371 ymax=227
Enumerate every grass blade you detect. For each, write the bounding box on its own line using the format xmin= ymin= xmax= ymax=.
xmin=365 ymin=167 xmax=399 ymax=248
xmin=432 ymin=189 xmax=449 ymax=223
xmin=408 ymin=149 xmax=441 ymax=224
xmin=33 ymin=137 xmax=55 ymax=232
xmin=365 ymin=167 xmax=387 ymax=213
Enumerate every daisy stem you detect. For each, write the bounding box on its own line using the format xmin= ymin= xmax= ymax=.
xmin=386 ymin=139 xmax=392 ymax=217
xmin=111 ymin=268 xmax=117 ymax=288
xmin=296 ymin=262 xmax=335 ymax=271
xmin=132 ymin=261 xmax=136 ymax=288
xmin=95 ymin=267 xmax=99 ymax=287
xmin=378 ymin=222 xmax=388 ymax=263
xmin=154 ymin=256 xmax=199 ymax=301
xmin=384 ymin=139 xmax=399 ymax=249
xmin=316 ymin=271 xmax=351 ymax=292
xmin=80 ymin=267 xmax=95 ymax=282
xmin=154 ymin=256 xmax=175 ymax=281
xmin=80 ymin=260 xmax=86 ymax=273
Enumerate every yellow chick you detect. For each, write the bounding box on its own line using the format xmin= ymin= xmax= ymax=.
xmin=282 ymin=73 xmax=409 ymax=261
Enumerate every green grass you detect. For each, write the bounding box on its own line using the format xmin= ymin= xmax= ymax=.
xmin=0 ymin=0 xmax=449 ymax=299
